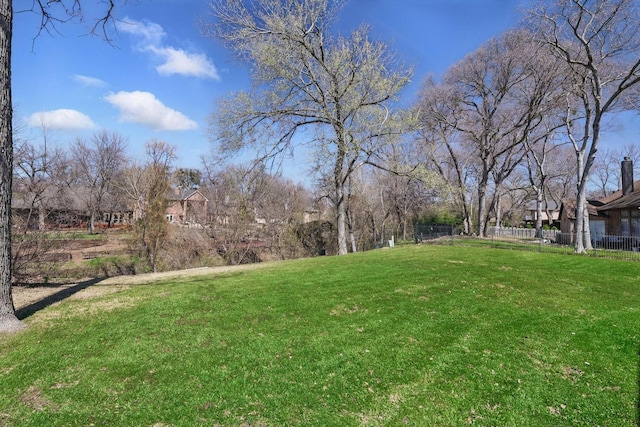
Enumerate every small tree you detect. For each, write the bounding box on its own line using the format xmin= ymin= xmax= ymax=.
xmin=12 ymin=127 xmax=69 ymax=278
xmin=133 ymin=140 xmax=175 ymax=273
xmin=201 ymin=164 xmax=266 ymax=264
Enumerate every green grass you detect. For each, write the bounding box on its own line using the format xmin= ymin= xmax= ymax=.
xmin=1 ymin=245 xmax=639 ymax=426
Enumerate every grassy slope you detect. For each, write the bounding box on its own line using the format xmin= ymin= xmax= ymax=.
xmin=0 ymin=245 xmax=639 ymax=426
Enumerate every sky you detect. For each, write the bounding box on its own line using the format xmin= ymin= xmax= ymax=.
xmin=11 ymin=0 xmax=639 ymax=180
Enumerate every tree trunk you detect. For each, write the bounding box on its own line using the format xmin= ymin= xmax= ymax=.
xmin=38 ymin=203 xmax=46 ymax=231
xmin=461 ymin=199 xmax=472 ymax=235
xmin=573 ymin=192 xmax=586 ymax=253
xmin=89 ymin=211 xmax=96 ymax=234
xmin=0 ymin=1 xmax=23 ymax=332
xmin=582 ymin=201 xmax=592 ymax=250
xmin=346 ymin=208 xmax=356 ymax=253
xmin=494 ymin=192 xmax=502 ymax=228
xmin=476 ymin=186 xmax=488 ymax=237
xmin=334 ymin=147 xmax=348 ymax=255
xmin=475 ymin=159 xmax=491 ymax=237
xmin=573 ymin=145 xmax=596 ymax=253
xmin=535 ymin=187 xmax=543 ymax=238
xmin=335 ymin=187 xmax=348 ymax=255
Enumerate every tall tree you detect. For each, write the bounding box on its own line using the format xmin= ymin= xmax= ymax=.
xmin=417 ymin=30 xmax=563 ymax=236
xmin=416 ymin=79 xmax=475 ymax=234
xmin=0 ymin=1 xmax=123 ymax=332
xmin=0 ymin=0 xmax=17 ymax=331
xmin=70 ymin=131 xmax=127 ymax=233
xmin=206 ymin=0 xmax=412 ymax=255
xmin=528 ymin=0 xmax=640 ymax=253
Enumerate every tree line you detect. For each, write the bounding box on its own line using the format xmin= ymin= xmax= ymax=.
xmin=11 ymin=127 xmax=448 ymax=261
xmin=2 ymin=0 xmax=640 ymax=331
xmin=206 ymin=0 xmax=640 ymax=255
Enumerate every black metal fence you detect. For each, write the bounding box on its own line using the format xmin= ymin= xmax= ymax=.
xmin=414 ymin=224 xmax=640 ymax=262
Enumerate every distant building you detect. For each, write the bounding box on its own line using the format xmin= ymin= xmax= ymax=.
xmin=560 ymin=158 xmax=640 ymax=248
xmin=165 ymin=188 xmax=209 ymax=225
xmin=523 ymin=200 xmax=561 ymax=229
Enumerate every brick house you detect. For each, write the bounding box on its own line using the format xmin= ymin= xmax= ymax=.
xmin=165 ymin=188 xmax=209 ymax=225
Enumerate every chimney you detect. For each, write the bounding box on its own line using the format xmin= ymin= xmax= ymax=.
xmin=622 ymin=157 xmax=634 ymax=196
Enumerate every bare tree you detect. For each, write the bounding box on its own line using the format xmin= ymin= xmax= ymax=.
xmin=12 ymin=125 xmax=69 ymax=278
xmin=417 ymin=30 xmax=563 ymax=236
xmin=13 ymin=125 xmax=68 ymax=231
xmin=416 ymin=79 xmax=475 ymax=234
xmin=133 ymin=140 xmax=175 ymax=273
xmin=119 ymin=161 xmax=148 ymax=223
xmin=1 ymin=1 xmax=125 ymax=331
xmin=70 ymin=131 xmax=127 ymax=233
xmin=201 ymin=164 xmax=276 ymax=264
xmin=545 ymin=144 xmax=579 ymax=204
xmin=254 ymin=174 xmax=311 ymax=259
xmin=589 ymin=144 xmax=640 ymax=198
xmin=528 ymin=0 xmax=640 ymax=252
xmin=524 ymin=132 xmax=571 ymax=235
xmin=205 ymin=0 xmax=413 ymax=255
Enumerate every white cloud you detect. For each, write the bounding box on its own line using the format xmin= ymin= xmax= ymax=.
xmin=104 ymin=90 xmax=198 ymax=131
xmin=72 ymin=74 xmax=108 ymax=88
xmin=117 ymin=18 xmax=166 ymax=46
xmin=27 ymin=109 xmax=97 ymax=130
xmin=118 ymin=18 xmax=220 ymax=81
xmin=152 ymin=46 xmax=220 ymax=80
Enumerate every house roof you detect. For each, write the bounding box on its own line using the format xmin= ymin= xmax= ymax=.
xmin=560 ymin=198 xmax=604 ymax=220
xmin=167 ymin=188 xmax=209 ymax=202
xmin=596 ymin=179 xmax=640 ymax=211
xmin=524 ymin=200 xmax=560 ymax=211
xmin=560 ymin=179 xmax=640 ymax=220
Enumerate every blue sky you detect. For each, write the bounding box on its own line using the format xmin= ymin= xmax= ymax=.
xmin=12 ymin=0 xmax=638 ymax=177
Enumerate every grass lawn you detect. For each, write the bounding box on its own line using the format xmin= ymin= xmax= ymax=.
xmin=1 ymin=245 xmax=639 ymax=426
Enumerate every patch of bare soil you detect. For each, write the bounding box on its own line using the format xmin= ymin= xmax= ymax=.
xmin=12 ymin=263 xmax=271 ymax=311
xmin=20 ymin=385 xmax=57 ymax=412
xmin=68 ymin=240 xmax=129 ymax=262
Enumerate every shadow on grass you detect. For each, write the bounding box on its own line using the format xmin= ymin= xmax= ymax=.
xmin=15 ymin=278 xmax=105 ymax=320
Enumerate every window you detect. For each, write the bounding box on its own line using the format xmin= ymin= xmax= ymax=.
xmin=590 ymin=220 xmax=605 ymax=240
xmin=631 ymin=210 xmax=640 ymax=236
xmin=166 ymin=214 xmax=174 ymax=223
xmin=621 ymin=210 xmax=630 ymax=236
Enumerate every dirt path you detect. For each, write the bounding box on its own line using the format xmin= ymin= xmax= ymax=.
xmin=12 ymin=262 xmax=271 ymax=310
